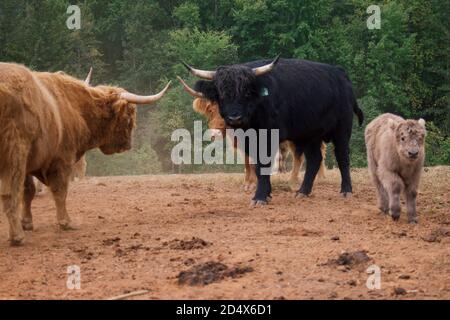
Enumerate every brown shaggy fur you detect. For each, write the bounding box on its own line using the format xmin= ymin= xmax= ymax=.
xmin=0 ymin=63 xmax=141 ymax=245
xmin=193 ymin=98 xmax=326 ymax=191
xmin=365 ymin=113 xmax=426 ymax=223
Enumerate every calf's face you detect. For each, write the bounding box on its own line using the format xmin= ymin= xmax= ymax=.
xmin=391 ymin=119 xmax=426 ymax=161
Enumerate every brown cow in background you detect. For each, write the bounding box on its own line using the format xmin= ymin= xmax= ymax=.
xmin=0 ymin=63 xmax=170 ymax=245
xmin=190 ymin=95 xmax=326 ymax=191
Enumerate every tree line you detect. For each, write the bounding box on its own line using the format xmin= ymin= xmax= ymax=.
xmin=0 ymin=0 xmax=448 ymax=175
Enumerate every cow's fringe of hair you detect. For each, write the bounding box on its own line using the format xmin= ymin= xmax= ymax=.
xmin=215 ymin=66 xmax=256 ymax=99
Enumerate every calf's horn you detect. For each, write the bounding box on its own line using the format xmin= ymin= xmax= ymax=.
xmin=182 ymin=61 xmax=216 ymax=80
xmin=120 ymin=81 xmax=171 ymax=105
xmin=85 ymin=67 xmax=93 ymax=85
xmin=252 ymin=55 xmax=281 ymax=76
xmin=177 ymin=76 xmax=204 ymax=98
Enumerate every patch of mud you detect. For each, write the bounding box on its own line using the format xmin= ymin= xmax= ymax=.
xmin=422 ymin=228 xmax=450 ymax=243
xmin=102 ymin=237 xmax=121 ymax=246
xmin=164 ymin=237 xmax=211 ymax=250
xmin=326 ymin=250 xmax=371 ymax=267
xmin=114 ymin=244 xmax=150 ymax=257
xmin=177 ymin=261 xmax=253 ymax=286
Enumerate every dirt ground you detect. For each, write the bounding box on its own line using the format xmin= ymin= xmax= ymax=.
xmin=0 ymin=167 xmax=449 ymax=300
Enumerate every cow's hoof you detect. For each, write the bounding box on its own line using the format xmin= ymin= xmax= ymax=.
xmin=22 ymin=221 xmax=34 ymax=231
xmin=391 ymin=214 xmax=400 ymax=222
xmin=295 ymin=192 xmax=309 ymax=198
xmin=408 ymin=217 xmax=419 ymax=225
xmin=250 ymin=200 xmax=268 ymax=207
xmin=9 ymin=237 xmax=25 ymax=247
xmin=341 ymin=192 xmax=353 ymax=198
xmin=59 ymin=222 xmax=78 ymax=231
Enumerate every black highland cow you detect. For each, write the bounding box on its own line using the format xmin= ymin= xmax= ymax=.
xmin=179 ymin=57 xmax=364 ymax=205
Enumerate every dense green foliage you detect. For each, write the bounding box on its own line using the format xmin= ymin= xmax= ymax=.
xmin=0 ymin=0 xmax=448 ymax=175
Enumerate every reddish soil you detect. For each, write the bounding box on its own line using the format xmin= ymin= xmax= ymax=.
xmin=0 ymin=167 xmax=449 ymax=300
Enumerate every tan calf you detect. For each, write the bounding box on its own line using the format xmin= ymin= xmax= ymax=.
xmin=365 ymin=113 xmax=426 ymax=223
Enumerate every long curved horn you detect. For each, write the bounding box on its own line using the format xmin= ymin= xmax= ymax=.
xmin=85 ymin=67 xmax=93 ymax=85
xmin=182 ymin=61 xmax=216 ymax=80
xmin=120 ymin=81 xmax=171 ymax=105
xmin=252 ymin=55 xmax=281 ymax=76
xmin=177 ymin=76 xmax=204 ymax=98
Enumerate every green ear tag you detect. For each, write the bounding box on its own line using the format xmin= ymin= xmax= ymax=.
xmin=261 ymin=87 xmax=269 ymax=97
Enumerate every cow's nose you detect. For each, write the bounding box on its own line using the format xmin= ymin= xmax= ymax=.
xmin=227 ymin=115 xmax=242 ymax=122
xmin=408 ymin=151 xmax=419 ymax=158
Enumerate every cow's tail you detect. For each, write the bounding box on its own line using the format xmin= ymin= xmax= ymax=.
xmin=353 ymin=101 xmax=364 ymax=127
xmin=338 ymin=66 xmax=364 ymax=127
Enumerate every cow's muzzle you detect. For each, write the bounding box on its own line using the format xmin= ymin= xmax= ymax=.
xmin=408 ymin=150 xmax=419 ymax=159
xmin=226 ymin=115 xmax=243 ymax=127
